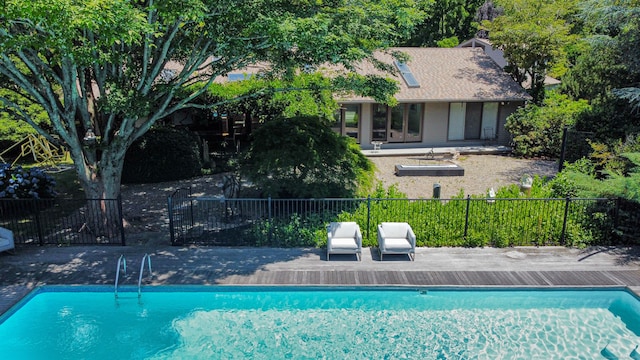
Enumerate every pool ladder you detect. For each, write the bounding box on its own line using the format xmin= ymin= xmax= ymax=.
xmin=114 ymin=254 xmax=152 ymax=298
xmin=138 ymin=253 xmax=152 ymax=297
xmin=114 ymin=255 xmax=127 ymax=298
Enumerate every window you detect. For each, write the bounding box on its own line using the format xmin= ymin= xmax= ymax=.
xmin=332 ymin=104 xmax=360 ymax=142
xmin=448 ymin=102 xmax=498 ymax=141
xmin=372 ymin=103 xmax=388 ymax=141
xmin=372 ymin=103 xmax=422 ymax=142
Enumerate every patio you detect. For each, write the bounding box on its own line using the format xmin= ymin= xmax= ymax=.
xmin=2 ymin=240 xmax=640 ymax=315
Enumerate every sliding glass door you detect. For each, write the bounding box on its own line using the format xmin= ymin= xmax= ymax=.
xmin=373 ymin=103 xmax=422 ymax=143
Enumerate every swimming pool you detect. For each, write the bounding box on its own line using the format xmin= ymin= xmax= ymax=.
xmin=1 ymin=286 xmax=640 ymax=359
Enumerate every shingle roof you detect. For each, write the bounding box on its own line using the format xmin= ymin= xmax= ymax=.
xmin=342 ymin=47 xmax=531 ymax=103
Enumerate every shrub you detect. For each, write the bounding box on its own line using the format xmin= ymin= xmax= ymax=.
xmin=122 ymin=127 xmax=203 ymax=184
xmin=0 ymin=164 xmax=57 ymax=199
xmin=248 ymin=213 xmax=324 ymax=247
xmin=241 ymin=115 xmax=375 ymax=198
xmin=505 ymin=91 xmax=590 ymax=158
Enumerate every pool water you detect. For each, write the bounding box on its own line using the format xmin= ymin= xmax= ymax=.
xmin=1 ymin=287 xmax=640 ymax=359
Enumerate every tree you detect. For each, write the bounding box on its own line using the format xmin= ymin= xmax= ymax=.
xmin=484 ymin=0 xmax=577 ymax=104
xmin=562 ymin=1 xmax=640 ymax=102
xmin=404 ymin=0 xmax=484 ymax=47
xmin=561 ymin=1 xmax=640 ymax=144
xmin=475 ymin=1 xmax=503 ymax=39
xmin=0 ymin=0 xmax=424 ymax=201
xmin=241 ymin=115 xmax=374 ymax=198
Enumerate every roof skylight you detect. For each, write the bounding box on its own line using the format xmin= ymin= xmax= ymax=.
xmin=394 ymin=61 xmax=420 ymax=88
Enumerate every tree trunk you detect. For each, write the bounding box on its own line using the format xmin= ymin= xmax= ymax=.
xmin=68 ymin=140 xmax=127 ymax=239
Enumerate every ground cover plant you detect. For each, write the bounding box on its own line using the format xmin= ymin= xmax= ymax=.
xmin=218 ymin=178 xmax=617 ymax=248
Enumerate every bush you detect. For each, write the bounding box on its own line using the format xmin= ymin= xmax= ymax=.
xmin=505 ymin=92 xmax=590 ymax=158
xmin=222 ymin=177 xmax=623 ymax=248
xmin=122 ymin=127 xmax=203 ymax=184
xmin=241 ymin=115 xmax=375 ymax=198
xmin=0 ymin=164 xmax=57 ymax=199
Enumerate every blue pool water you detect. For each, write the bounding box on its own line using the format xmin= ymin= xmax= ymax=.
xmin=1 ymin=287 xmax=640 ymax=359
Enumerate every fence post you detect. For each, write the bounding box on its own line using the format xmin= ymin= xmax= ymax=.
xmin=117 ymin=195 xmax=126 ymax=246
xmin=463 ymin=195 xmax=471 ymax=239
xmin=367 ymin=195 xmax=371 ymax=239
xmin=560 ymin=197 xmax=571 ymax=245
xmin=33 ymin=198 xmax=44 ymax=246
xmin=188 ymin=188 xmax=194 ymax=227
xmin=268 ymin=196 xmax=273 ymax=244
xmin=558 ymin=126 xmax=568 ymax=172
xmin=614 ymin=197 xmax=621 ymax=230
xmin=168 ymin=195 xmax=175 ymax=245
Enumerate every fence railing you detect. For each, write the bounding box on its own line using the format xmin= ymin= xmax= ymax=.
xmin=0 ymin=197 xmax=125 ymax=246
xmin=167 ymin=192 xmax=629 ymax=247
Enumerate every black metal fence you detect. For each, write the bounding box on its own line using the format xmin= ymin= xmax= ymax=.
xmin=168 ymin=192 xmax=631 ymax=247
xmin=0 ymin=197 xmax=125 ymax=246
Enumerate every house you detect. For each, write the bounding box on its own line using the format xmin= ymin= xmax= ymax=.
xmin=166 ymin=47 xmax=531 ymax=150
xmin=457 ymin=38 xmax=561 ymax=90
xmin=332 ymin=47 xmax=532 ymax=149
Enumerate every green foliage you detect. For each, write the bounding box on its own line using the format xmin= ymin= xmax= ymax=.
xmin=236 ymin=175 xmax=627 ymax=248
xmin=240 ymin=115 xmax=375 ymax=198
xmin=485 ymin=0 xmax=578 ymax=103
xmin=563 ymin=1 xmax=640 ymax=145
xmin=505 ymin=91 xmax=590 ymax=157
xmin=0 ymin=89 xmax=50 ymax=145
xmin=248 ymin=213 xmax=325 ymax=247
xmin=404 ymin=0 xmax=484 ymax=47
xmin=0 ymin=163 xmax=57 ymax=199
xmin=436 ymin=36 xmax=460 ymax=48
xmin=1 ymin=0 xmax=424 ymax=200
xmin=200 ymin=72 xmax=399 ymax=125
xmin=574 ymin=97 xmax=640 ymax=147
xmin=121 ymin=127 xmax=203 ymax=184
xmin=549 ymin=158 xmax=595 ymax=198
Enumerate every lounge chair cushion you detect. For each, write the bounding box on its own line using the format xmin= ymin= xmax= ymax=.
xmin=329 ymin=238 xmax=359 ymax=250
xmin=383 ymin=238 xmax=413 ymax=250
xmin=380 ymin=223 xmax=409 ymax=238
xmin=330 ymin=223 xmax=359 ymax=238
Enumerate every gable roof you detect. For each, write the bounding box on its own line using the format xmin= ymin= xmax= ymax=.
xmin=458 ymin=38 xmax=561 ymax=89
xmin=341 ymin=47 xmax=531 ymax=103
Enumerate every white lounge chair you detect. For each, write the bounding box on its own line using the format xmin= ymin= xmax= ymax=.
xmin=377 ymin=222 xmax=416 ymax=261
xmin=326 ymin=222 xmax=362 ymax=261
xmin=0 ymin=227 xmax=15 ymax=254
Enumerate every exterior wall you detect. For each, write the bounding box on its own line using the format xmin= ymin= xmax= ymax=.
xmin=356 ymin=100 xmax=526 ymax=149
xmin=497 ymin=101 xmax=525 ymax=145
xmin=422 ymin=103 xmax=450 ymax=146
xmin=359 ymin=103 xmax=372 ymax=145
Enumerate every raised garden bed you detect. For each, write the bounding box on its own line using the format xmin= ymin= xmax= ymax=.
xmin=394 ymin=163 xmax=464 ymax=176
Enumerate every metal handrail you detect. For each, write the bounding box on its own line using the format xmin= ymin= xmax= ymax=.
xmin=138 ymin=254 xmax=152 ymax=297
xmin=114 ymin=255 xmax=126 ymax=298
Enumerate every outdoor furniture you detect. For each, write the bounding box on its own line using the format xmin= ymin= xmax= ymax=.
xmin=377 ymin=222 xmax=415 ymax=261
xmin=326 ymin=222 xmax=362 ymax=261
xmin=0 ymin=227 xmax=15 ymax=254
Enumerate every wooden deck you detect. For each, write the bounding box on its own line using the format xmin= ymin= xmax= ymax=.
xmin=217 ymin=270 xmax=640 ymax=287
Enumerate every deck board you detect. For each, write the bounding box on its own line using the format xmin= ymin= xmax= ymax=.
xmin=217 ymin=270 xmax=640 ymax=287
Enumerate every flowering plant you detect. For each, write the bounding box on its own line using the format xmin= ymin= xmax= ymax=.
xmin=0 ymin=164 xmax=57 ymax=199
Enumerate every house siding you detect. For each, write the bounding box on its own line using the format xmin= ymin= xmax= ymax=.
xmin=423 ymin=103 xmax=449 ymax=146
xmin=497 ymin=101 xmax=523 ymax=145
xmin=353 ymin=101 xmax=520 ymax=150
